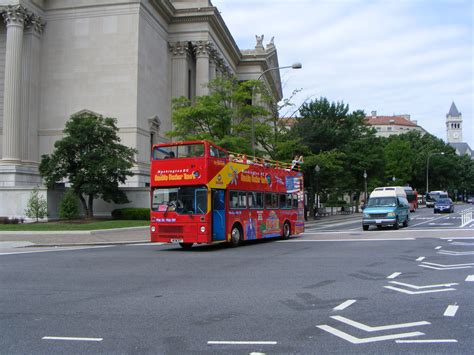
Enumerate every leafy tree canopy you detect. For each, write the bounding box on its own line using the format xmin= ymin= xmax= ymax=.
xmin=39 ymin=112 xmax=137 ymax=218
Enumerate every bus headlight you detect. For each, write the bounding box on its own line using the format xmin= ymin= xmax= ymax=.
xmin=200 ymin=226 xmax=206 ymax=233
xmin=387 ymin=212 xmax=396 ymax=217
xmin=151 ymin=226 xmax=156 ymax=232
xmin=363 ymin=213 xmax=370 ymax=218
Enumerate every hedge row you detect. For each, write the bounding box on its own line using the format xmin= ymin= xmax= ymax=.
xmin=111 ymin=208 xmax=149 ymax=220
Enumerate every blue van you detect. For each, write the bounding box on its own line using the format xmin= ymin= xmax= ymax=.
xmin=362 ymin=187 xmax=410 ymax=230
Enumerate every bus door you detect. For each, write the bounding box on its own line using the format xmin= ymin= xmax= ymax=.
xmin=211 ymin=189 xmax=226 ymax=241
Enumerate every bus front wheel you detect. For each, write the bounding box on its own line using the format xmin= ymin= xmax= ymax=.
xmin=281 ymin=222 xmax=291 ymax=240
xmin=229 ymin=224 xmax=242 ymax=247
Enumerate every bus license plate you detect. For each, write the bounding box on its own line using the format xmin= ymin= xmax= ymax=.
xmin=171 ymin=239 xmax=183 ymax=244
xmin=376 ymin=220 xmax=382 ymax=224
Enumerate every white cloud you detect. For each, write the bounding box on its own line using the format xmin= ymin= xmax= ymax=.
xmin=213 ymin=0 xmax=474 ymax=147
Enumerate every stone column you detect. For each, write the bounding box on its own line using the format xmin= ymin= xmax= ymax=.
xmin=169 ymin=42 xmax=189 ymax=99
xmin=2 ymin=5 xmax=27 ymax=162
xmin=21 ymin=14 xmax=45 ymax=163
xmin=194 ymin=41 xmax=210 ymax=97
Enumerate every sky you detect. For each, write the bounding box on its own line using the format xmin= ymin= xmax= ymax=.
xmin=212 ymin=0 xmax=474 ymax=147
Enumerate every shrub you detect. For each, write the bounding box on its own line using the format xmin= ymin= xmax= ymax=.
xmin=111 ymin=208 xmax=149 ymax=220
xmin=25 ymin=187 xmax=48 ymax=222
xmin=59 ymin=190 xmax=81 ymax=220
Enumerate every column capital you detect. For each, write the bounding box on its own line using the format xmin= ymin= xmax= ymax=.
xmin=2 ymin=4 xmax=28 ymax=27
xmin=193 ymin=40 xmax=212 ymax=57
xmin=25 ymin=13 xmax=46 ymax=35
xmin=168 ymin=41 xmax=191 ymax=57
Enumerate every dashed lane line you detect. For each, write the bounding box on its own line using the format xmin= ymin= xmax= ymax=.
xmin=333 ymin=300 xmax=357 ymax=311
xmin=42 ymin=336 xmax=103 ymax=342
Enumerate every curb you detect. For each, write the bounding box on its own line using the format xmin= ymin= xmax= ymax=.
xmin=26 ymin=240 xmax=153 ymax=248
xmin=0 ymin=226 xmax=148 ymax=236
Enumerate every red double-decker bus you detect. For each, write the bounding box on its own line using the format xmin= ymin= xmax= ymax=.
xmin=150 ymin=140 xmax=304 ymax=248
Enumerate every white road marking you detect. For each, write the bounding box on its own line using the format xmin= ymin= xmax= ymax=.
xmin=448 ymin=239 xmax=453 ymax=242
xmin=384 ymin=286 xmax=456 ymax=294
xmin=333 ymin=300 xmax=356 ymax=311
xmin=422 ymin=261 xmax=474 ymax=267
xmin=388 ymin=281 xmax=458 ymax=289
xmin=443 ymin=305 xmax=459 ymax=317
xmin=429 ymin=223 xmax=454 ymax=226
xmin=396 ymin=339 xmax=457 ymax=343
xmin=280 ymin=238 xmax=415 ymax=242
xmin=435 ymin=246 xmax=442 ymax=250
xmin=330 ymin=316 xmax=430 ymax=332
xmin=410 ymin=214 xmax=456 ymax=227
xmin=440 ymin=237 xmax=474 ymax=240
xmin=438 ymin=250 xmax=474 ymax=256
xmin=0 ymin=246 xmax=112 ymax=256
xmin=207 ymin=341 xmax=277 ymax=345
xmin=465 ymin=275 xmax=474 ymax=282
xmin=450 ymin=241 xmax=474 ymax=246
xmin=416 ymin=257 xmax=425 ymax=261
xmin=42 ymin=336 xmax=103 ymax=342
xmin=387 ymin=272 xmax=401 ymax=279
xmin=419 ymin=265 xmax=472 ymax=270
xmin=316 ymin=325 xmax=424 ymax=344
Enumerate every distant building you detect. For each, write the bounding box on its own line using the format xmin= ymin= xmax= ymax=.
xmin=365 ymin=111 xmax=427 ymax=138
xmin=446 ymin=102 xmax=473 ymax=159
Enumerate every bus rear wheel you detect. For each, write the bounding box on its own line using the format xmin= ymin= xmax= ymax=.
xmin=229 ymin=225 xmax=242 ymax=247
xmin=179 ymin=242 xmax=193 ymax=249
xmin=281 ymin=222 xmax=291 ymax=240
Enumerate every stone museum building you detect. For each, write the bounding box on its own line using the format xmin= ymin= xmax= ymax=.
xmin=0 ymin=0 xmax=283 ymax=217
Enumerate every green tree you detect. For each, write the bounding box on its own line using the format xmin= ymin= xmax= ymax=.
xmin=39 ymin=112 xmax=137 ymax=218
xmin=59 ymin=189 xmax=80 ymax=220
xmin=383 ymin=137 xmax=415 ymax=185
xmin=169 ymin=77 xmax=268 ymax=154
xmin=25 ymin=187 xmax=48 ymax=222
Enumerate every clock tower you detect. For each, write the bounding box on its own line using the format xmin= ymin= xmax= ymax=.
xmin=446 ymin=102 xmax=462 ymax=143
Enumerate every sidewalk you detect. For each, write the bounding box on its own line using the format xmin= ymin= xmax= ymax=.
xmin=0 ymin=213 xmax=360 ymax=247
xmin=0 ymin=227 xmax=149 ymax=247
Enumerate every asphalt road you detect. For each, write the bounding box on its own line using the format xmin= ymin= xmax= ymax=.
xmin=306 ymin=203 xmax=474 ymax=233
xmin=1 ymin=223 xmax=473 ymax=353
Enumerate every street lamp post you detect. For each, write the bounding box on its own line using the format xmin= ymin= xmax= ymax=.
xmin=314 ymin=165 xmax=320 ymax=218
xmin=251 ymin=62 xmax=302 ymax=157
xmin=426 ymin=152 xmax=445 ymax=193
xmin=363 ymin=170 xmax=368 ymax=206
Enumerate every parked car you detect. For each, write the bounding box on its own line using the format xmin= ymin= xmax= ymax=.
xmin=467 ymin=196 xmax=474 ymax=204
xmin=434 ymin=198 xmax=454 ymax=213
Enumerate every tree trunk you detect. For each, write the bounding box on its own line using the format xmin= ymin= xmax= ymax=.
xmin=78 ymin=194 xmax=89 ymax=219
xmin=87 ymin=194 xmax=94 ymax=218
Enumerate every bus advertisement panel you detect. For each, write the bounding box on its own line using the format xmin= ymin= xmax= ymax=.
xmin=150 ymin=141 xmax=304 ymax=249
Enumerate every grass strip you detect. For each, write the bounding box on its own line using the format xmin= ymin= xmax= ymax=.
xmin=0 ymin=220 xmax=149 ymax=231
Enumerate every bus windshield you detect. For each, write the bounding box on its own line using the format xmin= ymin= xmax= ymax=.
xmin=152 ymin=186 xmax=207 ymax=214
xmin=367 ymin=197 xmax=397 ymax=207
xmin=153 ymin=144 xmax=205 ymax=160
xmin=426 ymin=192 xmax=448 ymax=202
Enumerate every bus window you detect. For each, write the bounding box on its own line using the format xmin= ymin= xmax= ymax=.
xmin=195 ymin=188 xmax=207 ymax=214
xmin=248 ymin=192 xmax=263 ymax=209
xmin=229 ymin=191 xmax=239 ymax=208
xmin=292 ymin=194 xmax=298 ymax=208
xmin=238 ymin=191 xmax=247 ymax=208
xmin=279 ymin=194 xmax=287 ymax=209
xmin=286 ymin=193 xmax=293 ymax=209
xmin=151 ymin=186 xmax=207 ymax=214
xmin=230 ymin=191 xmax=247 ymax=209
xmin=152 ymin=143 xmax=205 ymax=159
xmin=265 ymin=193 xmax=278 ymax=209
